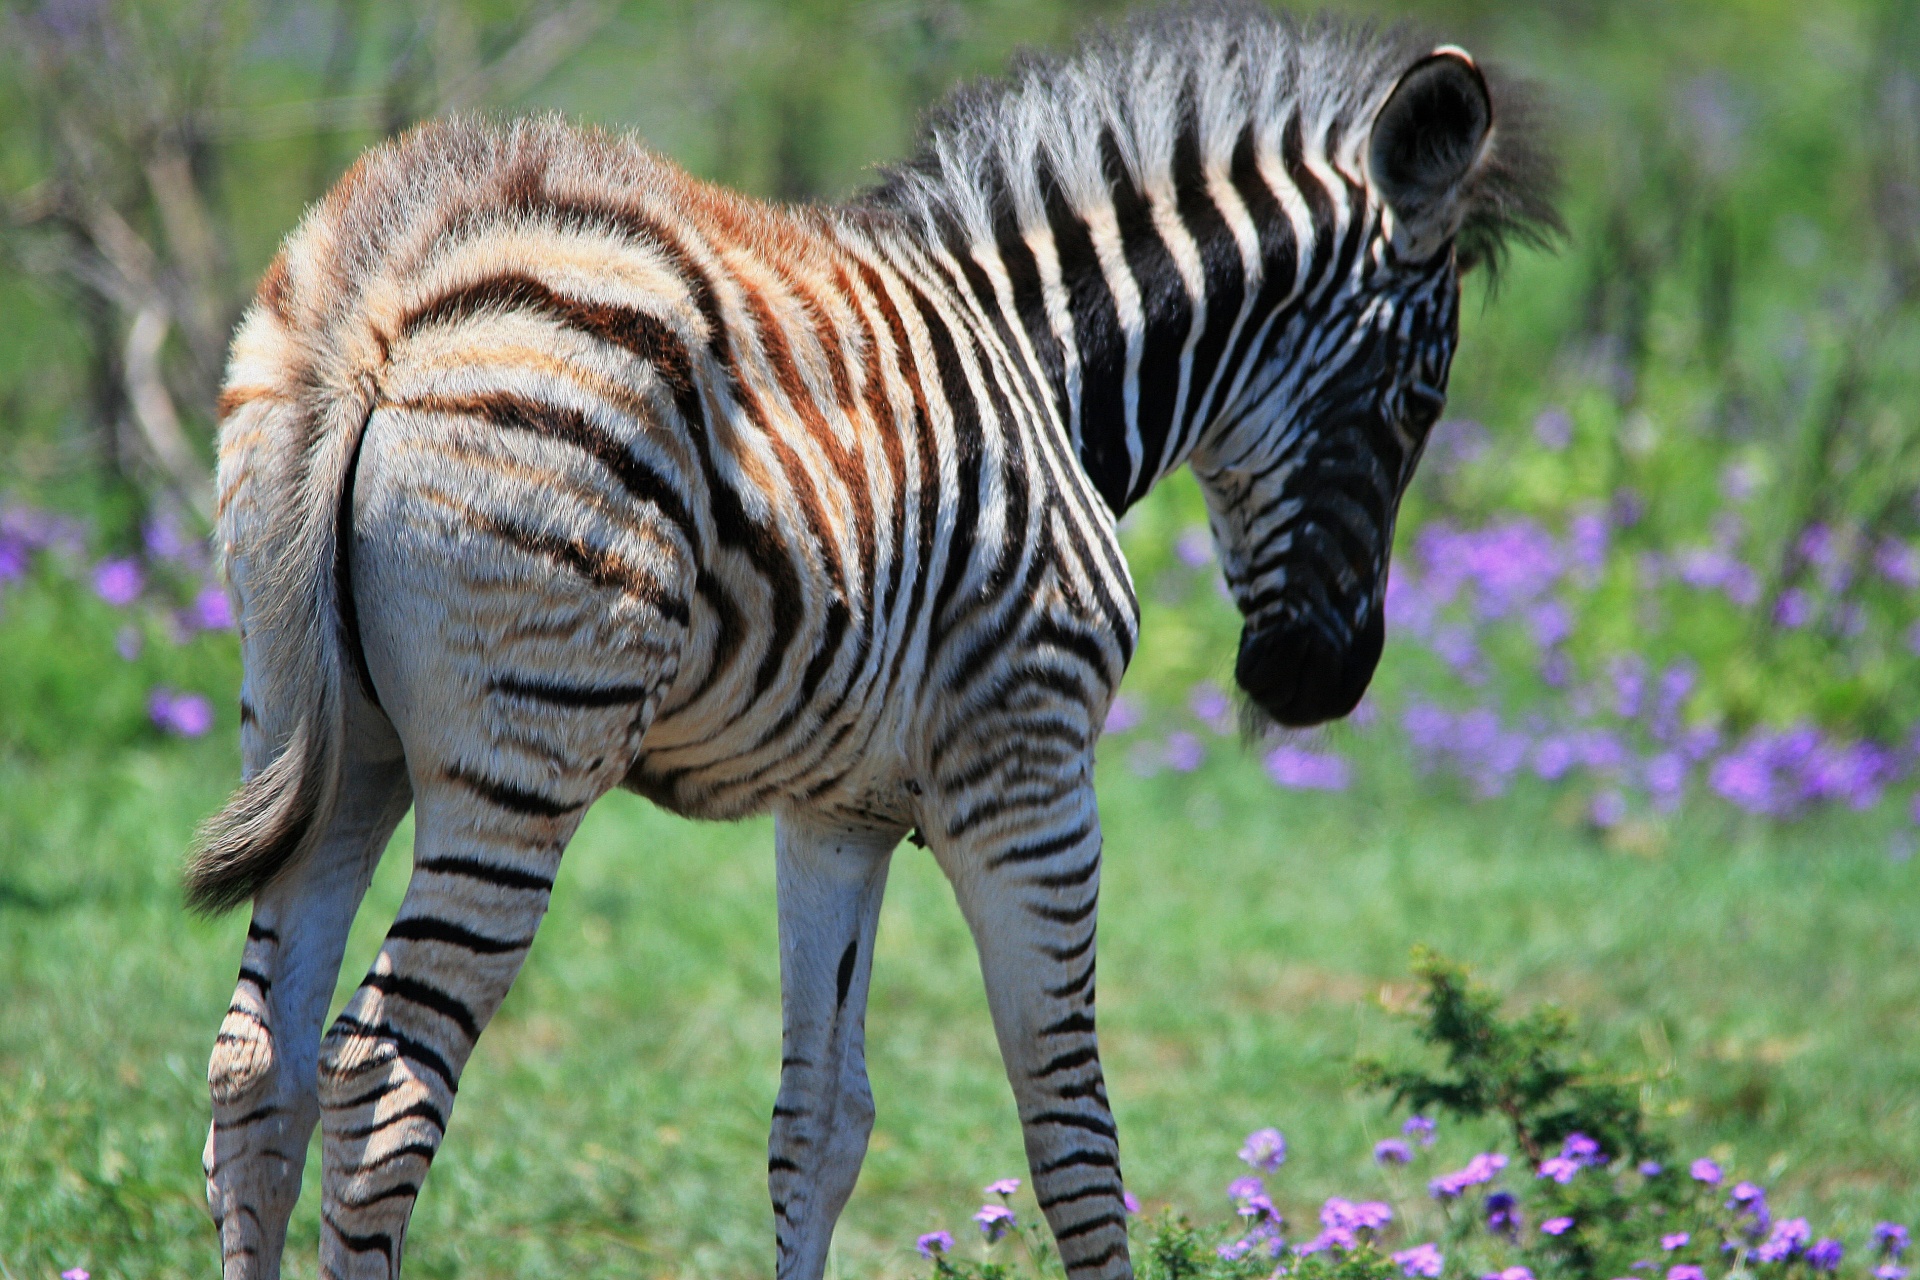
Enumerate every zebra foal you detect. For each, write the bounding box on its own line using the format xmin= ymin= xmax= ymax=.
xmin=190 ymin=6 xmax=1555 ymax=1277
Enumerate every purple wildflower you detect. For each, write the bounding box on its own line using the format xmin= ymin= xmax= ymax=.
xmin=1729 ymin=1181 xmax=1767 ymax=1210
xmin=1757 ymin=1219 xmax=1810 ymax=1263
xmin=1639 ymin=1161 xmax=1665 ymax=1178
xmin=1875 ymin=538 xmax=1920 ymax=589
xmin=1123 ymin=1190 xmax=1141 ymax=1215
xmin=1807 ymin=1240 xmax=1844 ymax=1271
xmin=1300 ymin=1228 xmax=1357 ymax=1255
xmin=916 ymin=1230 xmax=953 ymax=1258
xmin=1539 ymin=1156 xmax=1582 ymax=1184
xmin=1542 ymin=1217 xmax=1575 ymax=1237
xmin=1668 ymin=1268 xmax=1706 ymax=1280
xmin=1589 ymin=790 xmax=1628 ymax=830
xmin=1174 ymin=526 xmax=1213 ymax=568
xmin=1104 ymin=695 xmax=1141 ymax=735
xmin=1228 ymin=1176 xmax=1265 ymax=1204
xmin=61 ymin=1272 xmax=89 ymax=1280
xmin=0 ymin=535 xmax=27 ymax=584
xmin=1375 ymin=1138 xmax=1413 ymax=1165
xmin=1662 ymin=1233 xmax=1691 ymax=1252
xmin=1432 ymin=1152 xmax=1507 ymax=1199
xmin=190 ymin=583 xmax=236 ymax=631
xmin=1875 ymin=1266 xmax=1909 ymax=1280
xmin=1485 ymin=1269 xmax=1534 ymax=1280
xmin=149 ymin=689 xmax=214 ymax=738
xmin=1876 ymin=1225 xmax=1911 ymax=1258
xmin=1188 ymin=682 xmax=1234 ymax=734
xmin=1237 ymin=1192 xmax=1280 ymax=1224
xmin=93 ymin=557 xmax=142 ymax=606
xmin=984 ymin=1178 xmax=1020 ymax=1197
xmin=1264 ymin=744 xmax=1351 ymax=791
xmin=973 ymin=1203 xmax=1015 ymax=1242
xmin=1404 ymin=1114 xmax=1437 ymax=1146
xmin=1217 ymin=1238 xmax=1253 ymax=1263
xmin=1394 ymin=1244 xmax=1445 ymax=1279
xmin=1774 ymin=588 xmax=1813 ymax=629
xmin=1163 ymin=731 xmax=1204 ymax=773
xmin=1534 ymin=407 xmax=1574 ymax=450
xmin=1485 ymin=1191 xmax=1521 ymax=1238
xmin=1238 ymin=1128 xmax=1287 ymax=1172
xmin=1689 ymin=1158 xmax=1723 ymax=1185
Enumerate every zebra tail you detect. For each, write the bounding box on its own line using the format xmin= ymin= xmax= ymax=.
xmin=185 ymin=220 xmax=385 ymax=914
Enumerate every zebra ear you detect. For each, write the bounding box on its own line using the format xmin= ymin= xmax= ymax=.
xmin=1368 ymin=47 xmax=1492 ymax=261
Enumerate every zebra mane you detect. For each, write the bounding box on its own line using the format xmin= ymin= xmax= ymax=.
xmin=859 ymin=2 xmax=1561 ymax=276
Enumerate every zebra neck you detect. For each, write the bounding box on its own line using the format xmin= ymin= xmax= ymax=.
xmin=1024 ymin=119 xmax=1341 ymax=518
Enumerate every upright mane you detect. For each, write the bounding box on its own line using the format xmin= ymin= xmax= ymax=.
xmin=859 ymin=2 xmax=1560 ymax=275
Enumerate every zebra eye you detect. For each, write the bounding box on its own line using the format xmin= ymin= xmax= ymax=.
xmin=1403 ymin=380 xmax=1445 ymax=435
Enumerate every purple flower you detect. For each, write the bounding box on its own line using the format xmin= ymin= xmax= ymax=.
xmin=1321 ymin=1198 xmax=1391 ymax=1232
xmin=1668 ymin=1268 xmax=1706 ymax=1280
xmin=1485 ymin=1191 xmax=1521 ymax=1238
xmin=973 ymin=1202 xmax=1015 ymax=1242
xmin=1189 ymin=682 xmax=1234 ymax=734
xmin=1238 ymin=1127 xmax=1287 ymax=1172
xmin=1875 ymin=538 xmax=1920 ymax=589
xmin=1534 ymin=407 xmax=1574 ymax=450
xmin=1539 ymin=1156 xmax=1582 ymax=1184
xmin=0 ymin=535 xmax=27 ymax=584
xmin=1876 ymin=1266 xmax=1909 ymax=1280
xmin=1228 ymin=1176 xmax=1265 ymax=1204
xmin=1757 ymin=1219 xmax=1810 ymax=1263
xmin=149 ymin=689 xmax=214 ymax=738
xmin=1662 ymin=1233 xmax=1691 ymax=1252
xmin=1484 ymin=1269 xmax=1534 ymax=1280
xmin=1163 ymin=731 xmax=1204 ymax=773
xmin=916 ymin=1230 xmax=953 ymax=1258
xmin=1689 ymin=1158 xmax=1723 ymax=1185
xmin=1432 ymin=1152 xmax=1506 ymax=1199
xmin=1729 ymin=1181 xmax=1767 ymax=1209
xmin=984 ymin=1177 xmax=1020 ymax=1197
xmin=1589 ymin=790 xmax=1628 ymax=830
xmin=190 ymin=583 xmax=236 ymax=631
xmin=1301 ymin=1228 xmax=1357 ymax=1255
xmin=1123 ymin=1190 xmax=1141 ymax=1215
xmin=1541 ymin=1217 xmax=1575 ymax=1237
xmin=1394 ymin=1244 xmax=1445 ymax=1278
xmin=1217 ymin=1238 xmax=1254 ymax=1263
xmin=1807 ymin=1240 xmax=1844 ymax=1272
xmin=1104 ymin=695 xmax=1141 ymax=735
xmin=93 ymin=557 xmax=142 ymax=606
xmin=1876 ymin=1225 xmax=1911 ymax=1258
xmin=1639 ymin=1161 xmax=1664 ymax=1178
xmin=1404 ymin=1114 xmax=1437 ymax=1146
xmin=1174 ymin=525 xmax=1213 ymax=568
xmin=61 ymin=1272 xmax=89 ymax=1280
xmin=1264 ymin=744 xmax=1351 ymax=792
xmin=1237 ymin=1192 xmax=1280 ymax=1223
xmin=1774 ymin=588 xmax=1813 ymax=629
xmin=1375 ymin=1138 xmax=1413 ymax=1165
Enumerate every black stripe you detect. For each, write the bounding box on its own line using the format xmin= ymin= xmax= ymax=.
xmin=322 ymin=1214 xmax=393 ymax=1257
xmin=414 ymin=854 xmax=553 ymax=893
xmin=336 ymin=396 xmax=381 ymax=708
xmin=1039 ymin=1011 xmax=1096 ymax=1038
xmin=1055 ymin=1212 xmax=1128 ymax=1242
xmin=1037 ymin=1182 xmax=1122 ymax=1212
xmin=1028 ymin=895 xmax=1097 ymax=926
xmin=465 ymin=510 xmax=690 ymax=625
xmin=333 ymin=1099 xmax=448 ymax=1142
xmin=387 ymin=915 xmax=532 ymax=956
xmin=1034 ymin=1149 xmax=1119 ymax=1175
xmin=442 ymin=763 xmax=585 ymax=819
xmin=1045 ymin=959 xmax=1097 ymax=999
xmin=361 ymin=971 xmax=480 ymax=1041
xmin=1034 ymin=1046 xmax=1099 ymax=1078
xmin=835 ymin=938 xmax=859 ymax=1008
xmin=1100 ymin=126 xmax=1189 ymax=507
xmin=247 ymin=921 xmax=279 ymax=943
xmin=489 ymin=674 xmax=652 ymax=709
xmin=1170 ymin=101 xmax=1246 ymax=444
xmin=1042 ymin=165 xmax=1128 ymax=512
xmin=987 ymin=825 xmax=1092 ymax=870
xmin=327 ymin=1016 xmax=458 ymax=1090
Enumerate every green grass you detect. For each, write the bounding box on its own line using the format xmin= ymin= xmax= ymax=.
xmin=3 ymin=714 xmax=1916 ymax=1279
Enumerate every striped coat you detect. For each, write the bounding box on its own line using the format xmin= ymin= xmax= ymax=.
xmin=192 ymin=8 xmax=1555 ymax=1279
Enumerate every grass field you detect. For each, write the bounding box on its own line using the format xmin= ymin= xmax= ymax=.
xmin=4 ymin=709 xmax=1916 ymax=1279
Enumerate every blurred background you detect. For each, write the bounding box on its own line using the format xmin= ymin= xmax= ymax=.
xmin=1 ymin=1 xmax=1917 ymax=1277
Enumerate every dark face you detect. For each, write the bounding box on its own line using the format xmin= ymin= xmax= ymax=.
xmin=1192 ymin=264 xmax=1457 ymax=728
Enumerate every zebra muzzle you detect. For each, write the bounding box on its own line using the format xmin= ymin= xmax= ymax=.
xmin=1234 ymin=605 xmax=1384 ymax=728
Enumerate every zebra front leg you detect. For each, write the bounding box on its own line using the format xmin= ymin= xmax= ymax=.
xmin=927 ymin=775 xmax=1131 ymax=1280
xmin=204 ymin=692 xmax=412 ymax=1280
xmin=768 ymin=812 xmax=899 ymax=1280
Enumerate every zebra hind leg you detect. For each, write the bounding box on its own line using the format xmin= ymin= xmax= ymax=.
xmin=767 ymin=812 xmax=900 ymax=1279
xmin=205 ymin=694 xmax=411 ymax=1280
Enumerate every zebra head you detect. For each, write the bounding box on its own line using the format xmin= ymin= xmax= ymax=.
xmin=1192 ymin=48 xmax=1528 ymax=729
